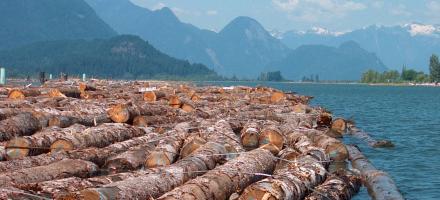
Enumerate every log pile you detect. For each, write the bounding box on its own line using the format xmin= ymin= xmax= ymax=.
xmin=0 ymin=79 xmax=401 ymax=199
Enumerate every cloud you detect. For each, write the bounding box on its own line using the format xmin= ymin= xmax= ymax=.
xmin=276 ymin=0 xmax=366 ymax=23
xmin=206 ymin=10 xmax=218 ymax=16
xmin=272 ymin=0 xmax=300 ymax=11
xmin=390 ymin=4 xmax=411 ymax=16
xmin=371 ymin=1 xmax=384 ymax=9
xmin=171 ymin=7 xmax=202 ymax=17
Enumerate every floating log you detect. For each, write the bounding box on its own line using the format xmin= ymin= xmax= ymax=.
xmin=347 ymin=121 xmax=394 ymax=148
xmin=347 ymin=145 xmax=404 ymax=200
xmin=157 ymin=147 xmax=276 ymax=200
xmin=0 ymin=112 xmax=41 ymax=142
xmin=0 ymin=159 xmax=98 ymax=187
xmin=50 ymin=123 xmax=148 ymax=152
xmin=76 ymin=142 xmax=229 ymax=200
xmin=304 ymin=170 xmax=362 ymax=200
xmin=240 ymin=121 xmax=261 ymax=150
xmin=5 ymin=124 xmax=87 ymax=160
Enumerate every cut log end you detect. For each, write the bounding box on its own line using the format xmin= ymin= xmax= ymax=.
xmin=181 ymin=103 xmax=194 ymax=112
xmin=145 ymin=151 xmax=172 ymax=168
xmin=180 ymin=137 xmax=207 ymax=158
xmin=326 ymin=143 xmax=348 ymax=162
xmin=50 ymin=139 xmax=74 ymax=153
xmin=169 ymin=95 xmax=181 ymax=108
xmin=331 ymin=118 xmax=347 ymax=134
xmin=5 ymin=138 xmax=31 ymax=160
xmin=8 ymin=90 xmax=25 ymax=99
xmin=240 ymin=188 xmax=277 ymax=200
xmin=143 ymin=91 xmax=158 ymax=102
xmin=259 ymin=128 xmax=284 ymax=152
xmin=132 ymin=116 xmax=148 ymax=127
xmin=270 ymin=91 xmax=285 ymax=103
xmin=48 ymin=89 xmax=67 ymax=98
xmin=108 ymin=104 xmax=130 ymax=123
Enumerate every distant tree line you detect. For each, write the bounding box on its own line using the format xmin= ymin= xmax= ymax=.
xmin=361 ymin=54 xmax=440 ymax=83
xmin=301 ymin=74 xmax=319 ymax=83
xmin=257 ymin=71 xmax=285 ymax=81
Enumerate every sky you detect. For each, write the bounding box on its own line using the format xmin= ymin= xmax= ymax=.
xmin=130 ymin=0 xmax=440 ymax=32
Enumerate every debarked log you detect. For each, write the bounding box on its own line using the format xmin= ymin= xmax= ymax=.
xmin=50 ymin=123 xmax=147 ymax=152
xmin=346 ymin=145 xmax=404 ymax=200
xmin=157 ymin=147 xmax=276 ymax=200
xmin=0 ymin=159 xmax=98 ymax=187
xmin=304 ymin=170 xmax=361 ymax=200
xmin=76 ymin=142 xmax=230 ymax=200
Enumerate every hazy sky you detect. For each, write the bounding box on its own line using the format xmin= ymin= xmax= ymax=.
xmin=130 ymin=0 xmax=440 ymax=32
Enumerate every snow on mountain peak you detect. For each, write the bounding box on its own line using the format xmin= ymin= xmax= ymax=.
xmin=310 ymin=27 xmax=346 ymax=36
xmin=404 ymin=23 xmax=438 ymax=36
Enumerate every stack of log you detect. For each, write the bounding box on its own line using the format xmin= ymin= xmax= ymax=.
xmin=0 ymin=80 xmax=402 ymax=200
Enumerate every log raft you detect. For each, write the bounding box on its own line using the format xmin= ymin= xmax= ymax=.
xmin=0 ymin=80 xmax=400 ymax=200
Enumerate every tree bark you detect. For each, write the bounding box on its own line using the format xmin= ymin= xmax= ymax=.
xmin=0 ymin=112 xmax=41 ymax=142
xmin=0 ymin=159 xmax=98 ymax=187
xmin=346 ymin=145 xmax=404 ymax=200
xmin=50 ymin=123 xmax=147 ymax=152
xmin=70 ymin=142 xmax=229 ymax=200
xmin=0 ymin=130 xmax=157 ymax=173
xmin=103 ymin=143 xmax=156 ymax=174
xmin=157 ymin=148 xmax=276 ymax=200
xmin=5 ymin=124 xmax=87 ymax=160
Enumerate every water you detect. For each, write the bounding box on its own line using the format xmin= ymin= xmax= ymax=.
xmin=197 ymin=82 xmax=440 ymax=200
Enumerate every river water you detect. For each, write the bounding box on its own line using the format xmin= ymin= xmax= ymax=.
xmin=197 ymin=82 xmax=440 ymax=200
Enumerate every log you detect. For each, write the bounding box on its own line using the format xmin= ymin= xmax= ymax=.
xmin=143 ymin=91 xmax=166 ymax=102
xmin=0 ymin=112 xmax=41 ymax=142
xmin=240 ymin=121 xmax=261 ymax=150
xmin=347 ymin=145 xmax=404 ymax=200
xmin=304 ymin=170 xmax=361 ymax=200
xmin=169 ymin=95 xmax=181 ymax=108
xmin=50 ymin=123 xmax=148 ymax=152
xmin=76 ymin=142 xmax=230 ymax=200
xmin=347 ymin=122 xmax=394 ymax=148
xmin=103 ymin=143 xmax=156 ymax=173
xmin=0 ymin=130 xmax=158 ymax=172
xmin=107 ymin=103 xmax=174 ymax=123
xmin=8 ymin=89 xmax=41 ymax=99
xmin=48 ymin=88 xmax=82 ymax=98
xmin=201 ymin=120 xmax=245 ymax=157
xmin=331 ymin=118 xmax=347 ymax=134
xmin=0 ymin=159 xmax=98 ymax=187
xmin=157 ymin=147 xmax=276 ymax=200
xmin=79 ymin=83 xmax=96 ymax=92
xmin=5 ymin=124 xmax=87 ymax=160
xmin=258 ymin=124 xmax=284 ymax=154
xmin=239 ymin=148 xmax=328 ymax=200
xmin=144 ymin=123 xmax=189 ymax=168
xmin=0 ymin=108 xmax=22 ymax=120
xmin=179 ymin=136 xmax=206 ymax=158
xmin=48 ymin=114 xmax=111 ymax=127
xmin=270 ymin=91 xmax=286 ymax=103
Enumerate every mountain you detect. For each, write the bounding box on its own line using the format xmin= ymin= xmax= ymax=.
xmin=215 ymin=17 xmax=289 ymax=77
xmin=0 ymin=0 xmax=116 ymax=50
xmin=269 ymin=41 xmax=387 ymax=80
xmin=0 ymin=35 xmax=219 ymax=80
xmin=85 ymin=0 xmax=289 ymax=78
xmin=280 ymin=24 xmax=440 ymax=72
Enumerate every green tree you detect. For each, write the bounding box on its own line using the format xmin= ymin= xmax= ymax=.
xmin=401 ymin=66 xmax=418 ymax=81
xmin=430 ymin=54 xmax=440 ymax=83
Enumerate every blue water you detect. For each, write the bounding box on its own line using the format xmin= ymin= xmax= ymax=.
xmin=197 ymin=82 xmax=440 ymax=200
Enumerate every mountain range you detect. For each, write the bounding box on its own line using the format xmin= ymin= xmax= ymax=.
xmin=280 ymin=24 xmax=440 ymax=72
xmin=0 ymin=0 xmax=437 ymax=80
xmin=0 ymin=35 xmax=218 ymax=80
xmin=0 ymin=0 xmax=116 ymax=50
